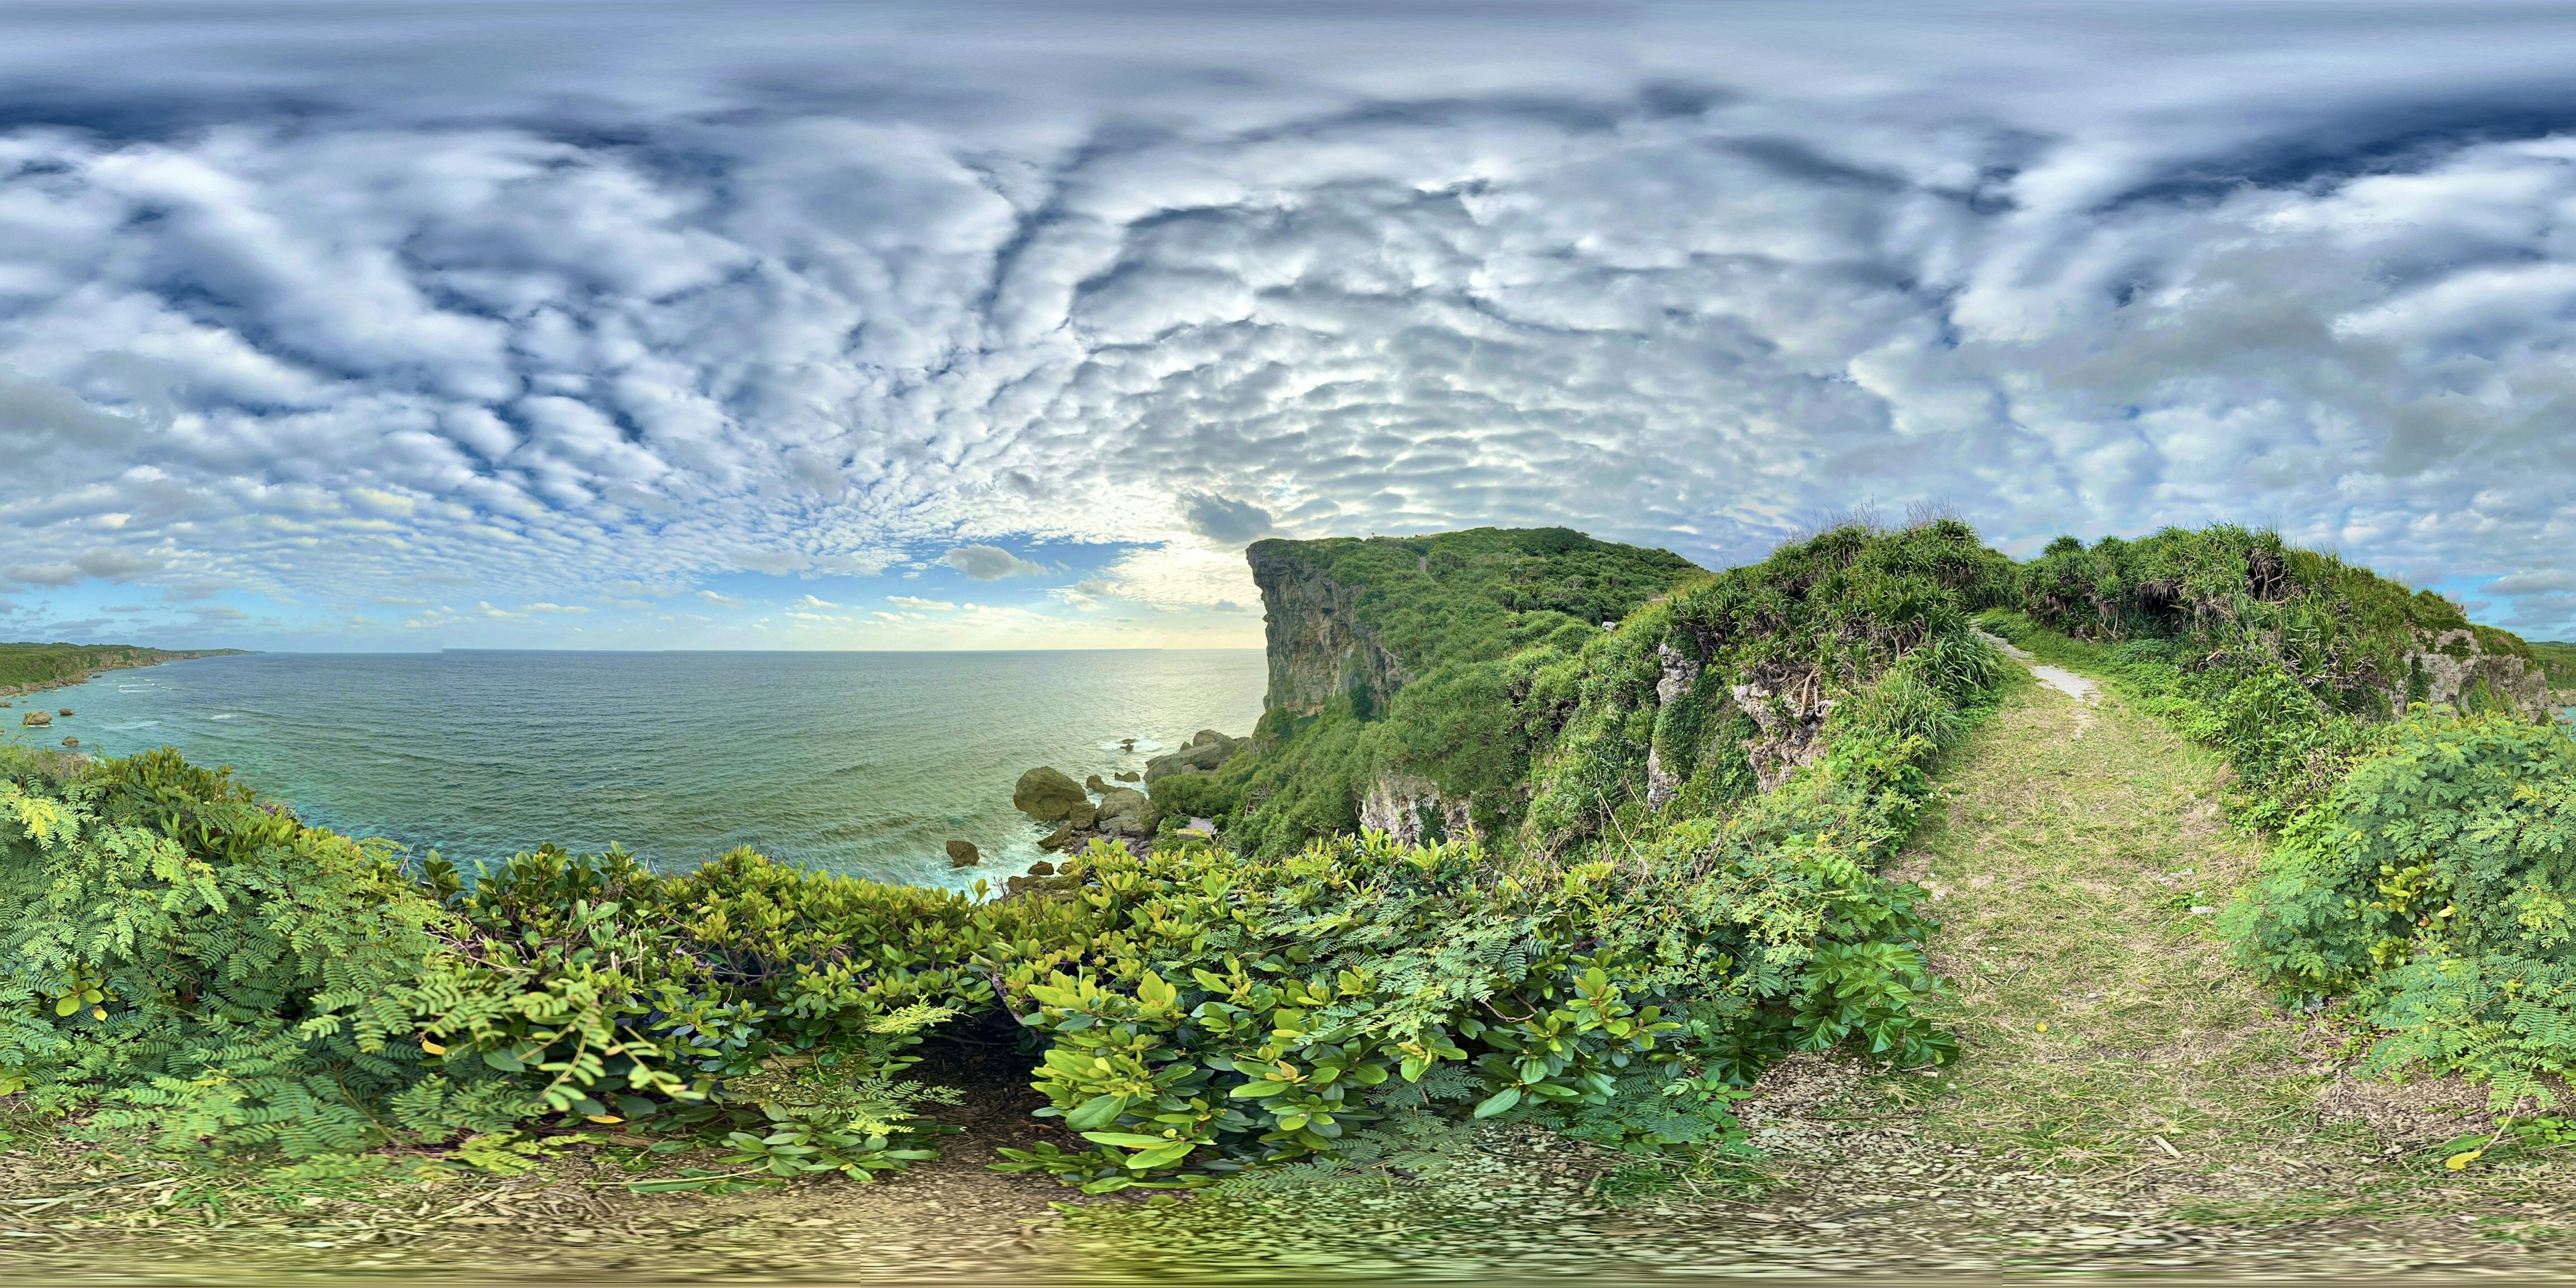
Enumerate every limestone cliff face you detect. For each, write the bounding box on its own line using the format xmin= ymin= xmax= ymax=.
xmin=1249 ymin=543 xmax=1411 ymax=718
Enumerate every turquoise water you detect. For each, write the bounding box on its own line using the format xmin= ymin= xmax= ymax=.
xmin=7 ymin=650 xmax=1265 ymax=888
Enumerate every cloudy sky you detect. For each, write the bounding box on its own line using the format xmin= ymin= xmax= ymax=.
xmin=5 ymin=1 xmax=2576 ymax=650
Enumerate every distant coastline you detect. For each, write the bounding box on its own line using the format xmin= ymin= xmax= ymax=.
xmin=0 ymin=643 xmax=252 ymax=702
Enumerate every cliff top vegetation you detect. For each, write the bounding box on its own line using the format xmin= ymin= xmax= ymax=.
xmin=0 ymin=643 xmax=245 ymax=692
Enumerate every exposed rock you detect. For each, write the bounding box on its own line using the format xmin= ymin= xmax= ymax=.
xmin=21 ymin=711 xmax=50 ymax=728
xmin=1144 ymin=732 xmax=1242 ymax=784
xmin=1179 ymin=816 xmax=1218 ymax=839
xmin=57 ymin=708 xmax=72 ymax=718
xmin=1120 ymin=737 xmax=1136 ymax=751
xmin=1099 ymin=814 xmax=1150 ymax=838
xmin=1028 ymin=860 xmax=1056 ymax=877
xmin=1114 ymin=770 xmax=1140 ymax=783
xmin=1733 ymin=671 xmax=1833 ymax=793
xmin=1013 ymin=767 xmax=1087 ymax=822
xmin=1084 ymin=773 xmax=1110 ymax=794
xmin=60 ymin=737 xmax=77 ymax=748
xmin=945 ymin=839 xmax=980 ymax=868
xmin=1038 ymin=822 xmax=1075 ymax=851
xmin=1645 ymin=642 xmax=1706 ymax=810
xmin=2400 ymin=629 xmax=2553 ymax=719
xmin=1358 ymin=772 xmax=1475 ymax=847
xmin=1095 ymin=786 xmax=1153 ymax=827
xmin=1249 ymin=543 xmax=1411 ymax=718
xmin=1069 ymin=802 xmax=1098 ymax=830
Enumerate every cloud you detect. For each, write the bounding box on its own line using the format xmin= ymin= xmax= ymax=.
xmin=796 ymin=594 xmax=838 ymax=609
xmin=0 ymin=6 xmax=2574 ymax=637
xmin=524 ymin=602 xmax=590 ymax=614
xmin=1180 ymin=493 xmax=1277 ymax=545
xmin=886 ymin=594 xmax=955 ymax=610
xmin=2489 ymin=570 xmax=2576 ymax=596
xmin=942 ymin=545 xmax=1047 ymax=580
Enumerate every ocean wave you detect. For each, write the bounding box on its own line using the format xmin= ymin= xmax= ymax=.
xmin=1098 ymin=739 xmax=1167 ymax=753
xmin=209 ymin=712 xmax=240 ymax=721
xmin=105 ymin=720 xmax=161 ymax=732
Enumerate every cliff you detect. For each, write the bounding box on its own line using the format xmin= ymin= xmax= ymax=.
xmin=0 ymin=642 xmax=248 ymax=698
xmin=1245 ymin=527 xmax=1702 ymax=720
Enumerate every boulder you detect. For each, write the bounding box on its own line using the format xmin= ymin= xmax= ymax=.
xmin=21 ymin=711 xmax=50 ymax=728
xmin=1099 ymin=814 xmax=1149 ymax=838
xmin=1069 ymin=802 xmax=1098 ymax=830
xmin=1028 ymin=860 xmax=1056 ymax=877
xmin=1095 ymin=786 xmax=1153 ymax=827
xmin=1114 ymin=770 xmax=1140 ymax=783
xmin=1038 ymin=822 xmax=1075 ymax=851
xmin=946 ymin=839 xmax=981 ymax=868
xmin=1084 ymin=773 xmax=1110 ymax=794
xmin=1143 ymin=733 xmax=1240 ymax=784
xmin=60 ymin=737 xmax=78 ymax=748
xmin=1013 ymin=767 xmax=1088 ymax=821
xmin=58 ymin=708 xmax=73 ymax=718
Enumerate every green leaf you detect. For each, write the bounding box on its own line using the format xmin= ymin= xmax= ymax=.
xmin=1472 ymin=1086 xmax=1523 ymax=1119
xmin=1081 ymin=1131 xmax=1175 ymax=1149
xmin=1125 ymin=1141 xmax=1195 ymax=1170
xmin=1064 ymin=1094 xmax=1126 ymax=1132
xmin=1229 ymin=1080 xmax=1291 ymax=1098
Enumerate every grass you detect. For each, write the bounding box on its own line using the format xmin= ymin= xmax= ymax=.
xmin=1871 ymin=657 xmax=2576 ymax=1234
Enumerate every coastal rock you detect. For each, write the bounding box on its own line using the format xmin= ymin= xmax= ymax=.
xmin=1012 ymin=767 xmax=1088 ymax=822
xmin=21 ymin=711 xmax=50 ymax=728
xmin=1094 ymin=786 xmax=1153 ymax=828
xmin=1358 ymin=771 xmax=1474 ymax=847
xmin=60 ymin=737 xmax=77 ymax=748
xmin=1084 ymin=773 xmax=1110 ymax=794
xmin=1028 ymin=860 xmax=1056 ymax=877
xmin=1068 ymin=802 xmax=1098 ymax=830
xmin=1099 ymin=814 xmax=1150 ymax=838
xmin=58 ymin=708 xmax=73 ymax=718
xmin=1114 ymin=770 xmax=1140 ymax=783
xmin=1144 ymin=732 xmax=1242 ymax=784
xmin=1038 ymin=822 xmax=1075 ymax=851
xmin=945 ymin=839 xmax=981 ymax=868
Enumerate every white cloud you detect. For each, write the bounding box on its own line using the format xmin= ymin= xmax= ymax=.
xmin=0 ymin=6 xmax=2574 ymax=637
xmin=942 ymin=545 xmax=1047 ymax=580
xmin=886 ymin=594 xmax=955 ymax=610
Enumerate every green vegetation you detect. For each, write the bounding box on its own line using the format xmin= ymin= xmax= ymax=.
xmin=1986 ymin=525 xmax=2576 ymax=1111
xmin=1 ymin=523 xmax=2021 ymax=1198
xmin=2533 ymin=640 xmax=2576 ymax=689
xmin=0 ymin=642 xmax=240 ymax=692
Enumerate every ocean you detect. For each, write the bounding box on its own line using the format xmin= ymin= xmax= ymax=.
xmin=12 ymin=649 xmax=1266 ymax=889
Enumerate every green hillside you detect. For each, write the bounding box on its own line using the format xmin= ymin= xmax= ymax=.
xmin=2534 ymin=639 xmax=2576 ymax=688
xmin=0 ymin=642 xmax=241 ymax=692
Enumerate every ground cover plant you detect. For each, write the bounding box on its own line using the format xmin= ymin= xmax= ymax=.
xmin=1984 ymin=523 xmax=2576 ymax=1113
xmin=1 ymin=522 xmax=2021 ymax=1199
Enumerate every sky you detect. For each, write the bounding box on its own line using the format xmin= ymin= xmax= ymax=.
xmin=4 ymin=1 xmax=2576 ymax=651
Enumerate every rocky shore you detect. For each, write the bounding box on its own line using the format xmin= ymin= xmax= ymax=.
xmin=991 ymin=729 xmax=1246 ymax=885
xmin=0 ymin=645 xmax=245 ymax=702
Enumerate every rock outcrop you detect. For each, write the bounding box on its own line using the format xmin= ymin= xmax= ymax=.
xmin=21 ymin=711 xmax=50 ymax=728
xmin=1358 ymin=772 xmax=1476 ymax=847
xmin=1733 ymin=670 xmax=1833 ymax=793
xmin=1093 ymin=786 xmax=1155 ymax=837
xmin=945 ymin=839 xmax=981 ymax=868
xmin=1114 ymin=770 xmax=1140 ymax=783
xmin=1013 ymin=767 xmax=1087 ymax=822
xmin=2400 ymin=629 xmax=2553 ymax=719
xmin=1644 ymin=642 xmax=1705 ymax=810
xmin=1249 ymin=543 xmax=1411 ymax=718
xmin=1144 ymin=729 xmax=1244 ymax=784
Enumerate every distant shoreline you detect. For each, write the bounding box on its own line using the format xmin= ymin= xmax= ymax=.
xmin=0 ymin=649 xmax=248 ymax=702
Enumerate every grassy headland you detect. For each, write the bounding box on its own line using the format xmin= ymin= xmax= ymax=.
xmin=0 ymin=641 xmax=247 ymax=698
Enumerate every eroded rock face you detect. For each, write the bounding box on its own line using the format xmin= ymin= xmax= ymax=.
xmin=1013 ymin=767 xmax=1087 ymax=822
xmin=945 ymin=839 xmax=981 ymax=868
xmin=1095 ymin=786 xmax=1153 ymax=828
xmin=1733 ymin=671 xmax=1833 ymax=793
xmin=1250 ymin=544 xmax=1410 ymax=718
xmin=1645 ymin=642 xmax=1705 ymax=810
xmin=2400 ymin=630 xmax=2553 ymax=719
xmin=1358 ymin=772 xmax=1476 ymax=847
